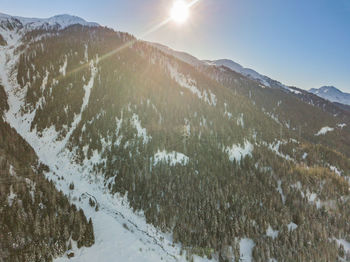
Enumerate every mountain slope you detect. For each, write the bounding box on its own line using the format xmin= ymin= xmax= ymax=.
xmin=310 ymin=86 xmax=350 ymax=106
xmin=0 ymin=86 xmax=94 ymax=262
xmin=151 ymin=43 xmax=350 ymax=157
xmin=1 ymin=12 xmax=350 ymax=262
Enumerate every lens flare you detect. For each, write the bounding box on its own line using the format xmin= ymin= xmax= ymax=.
xmin=170 ymin=1 xmax=190 ymax=24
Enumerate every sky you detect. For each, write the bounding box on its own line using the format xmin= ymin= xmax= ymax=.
xmin=2 ymin=0 xmax=350 ymax=92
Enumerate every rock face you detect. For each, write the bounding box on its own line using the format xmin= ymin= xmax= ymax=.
xmin=1 ymin=12 xmax=350 ymax=262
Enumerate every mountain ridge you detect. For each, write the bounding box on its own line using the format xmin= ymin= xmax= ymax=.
xmin=0 ymin=12 xmax=99 ymax=32
xmin=309 ymin=86 xmax=350 ymax=106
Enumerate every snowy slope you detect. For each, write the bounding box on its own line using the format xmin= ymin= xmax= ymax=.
xmin=309 ymin=86 xmax=350 ymax=106
xmin=0 ymin=14 xmax=213 ymax=262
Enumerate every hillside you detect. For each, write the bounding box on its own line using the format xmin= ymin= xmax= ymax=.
xmin=1 ymin=12 xmax=350 ymax=262
xmin=0 ymin=85 xmax=94 ymax=262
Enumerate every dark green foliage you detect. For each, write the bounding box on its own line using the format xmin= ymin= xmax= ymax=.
xmin=0 ymin=119 xmax=94 ymax=262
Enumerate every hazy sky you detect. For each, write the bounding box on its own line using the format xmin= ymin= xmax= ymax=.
xmin=2 ymin=0 xmax=350 ymax=92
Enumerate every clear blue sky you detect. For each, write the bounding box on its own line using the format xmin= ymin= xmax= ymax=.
xmin=2 ymin=0 xmax=350 ymax=92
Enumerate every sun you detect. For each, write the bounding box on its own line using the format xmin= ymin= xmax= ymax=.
xmin=170 ymin=0 xmax=190 ymax=24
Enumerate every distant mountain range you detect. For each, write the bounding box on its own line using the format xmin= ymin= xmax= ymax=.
xmin=309 ymin=86 xmax=350 ymax=106
xmin=0 ymin=12 xmax=99 ymax=33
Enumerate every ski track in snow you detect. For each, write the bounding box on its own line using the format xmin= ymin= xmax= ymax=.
xmin=0 ymin=29 xmax=213 ymax=262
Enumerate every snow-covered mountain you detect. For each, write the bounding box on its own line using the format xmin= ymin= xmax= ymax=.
xmin=0 ymin=12 xmax=99 ymax=32
xmin=309 ymin=86 xmax=350 ymax=106
xmin=1 ymin=12 xmax=350 ymax=262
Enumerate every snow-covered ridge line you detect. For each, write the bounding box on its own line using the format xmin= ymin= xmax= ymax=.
xmin=0 ymin=12 xmax=99 ymax=31
xmin=309 ymin=86 xmax=350 ymax=106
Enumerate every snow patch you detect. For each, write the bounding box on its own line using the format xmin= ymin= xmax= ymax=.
xmin=239 ymin=238 xmax=255 ymax=262
xmin=59 ymin=56 xmax=68 ymax=76
xmin=315 ymin=126 xmax=334 ymax=136
xmin=7 ymin=185 xmax=17 ymax=206
xmin=153 ymin=150 xmax=189 ymax=166
xmin=335 ymin=239 xmax=350 ymax=254
xmin=287 ymin=222 xmax=298 ymax=231
xmin=167 ymin=63 xmax=217 ymax=106
xmin=277 ymin=180 xmax=285 ymax=204
xmin=225 ymin=140 xmax=253 ymax=162
xmin=266 ymin=225 xmax=279 ymax=239
xmin=329 ymin=165 xmax=342 ymax=176
xmin=236 ymin=113 xmax=244 ymax=127
xmin=131 ymin=113 xmax=151 ymax=144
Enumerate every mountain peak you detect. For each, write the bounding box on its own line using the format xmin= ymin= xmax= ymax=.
xmin=0 ymin=12 xmax=99 ymax=30
xmin=309 ymin=86 xmax=350 ymax=105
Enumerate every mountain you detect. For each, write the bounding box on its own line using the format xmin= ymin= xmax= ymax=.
xmin=309 ymin=86 xmax=350 ymax=106
xmin=0 ymin=12 xmax=99 ymax=34
xmin=1 ymin=12 xmax=350 ymax=262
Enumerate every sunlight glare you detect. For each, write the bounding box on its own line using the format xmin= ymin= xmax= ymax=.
xmin=170 ymin=0 xmax=190 ymax=24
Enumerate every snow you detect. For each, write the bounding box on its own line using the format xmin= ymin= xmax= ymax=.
xmin=267 ymin=141 xmax=293 ymax=161
xmin=0 ymin=12 xmax=99 ymax=31
xmin=131 ymin=113 xmax=151 ymax=144
xmin=225 ymin=140 xmax=253 ymax=162
xmin=309 ymin=86 xmax=350 ymax=106
xmin=7 ymin=185 xmax=17 ymax=206
xmin=335 ymin=239 xmax=350 ymax=253
xmin=287 ymin=88 xmax=301 ymax=95
xmin=153 ymin=150 xmax=189 ymax=166
xmin=315 ymin=126 xmax=334 ymax=136
xmin=329 ymin=165 xmax=342 ymax=176
xmin=338 ymin=123 xmax=347 ymax=129
xmin=1 ymin=27 xmax=211 ymax=262
xmin=167 ymin=63 xmax=217 ymax=106
xmin=277 ymin=180 xmax=285 ymax=204
xmin=239 ymin=238 xmax=255 ymax=262
xmin=59 ymin=56 xmax=68 ymax=76
xmin=236 ymin=113 xmax=244 ymax=127
xmin=224 ymin=103 xmax=233 ymax=119
xmin=266 ymin=225 xmax=279 ymax=239
xmin=302 ymin=152 xmax=308 ymax=160
xmin=287 ymin=222 xmax=298 ymax=231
